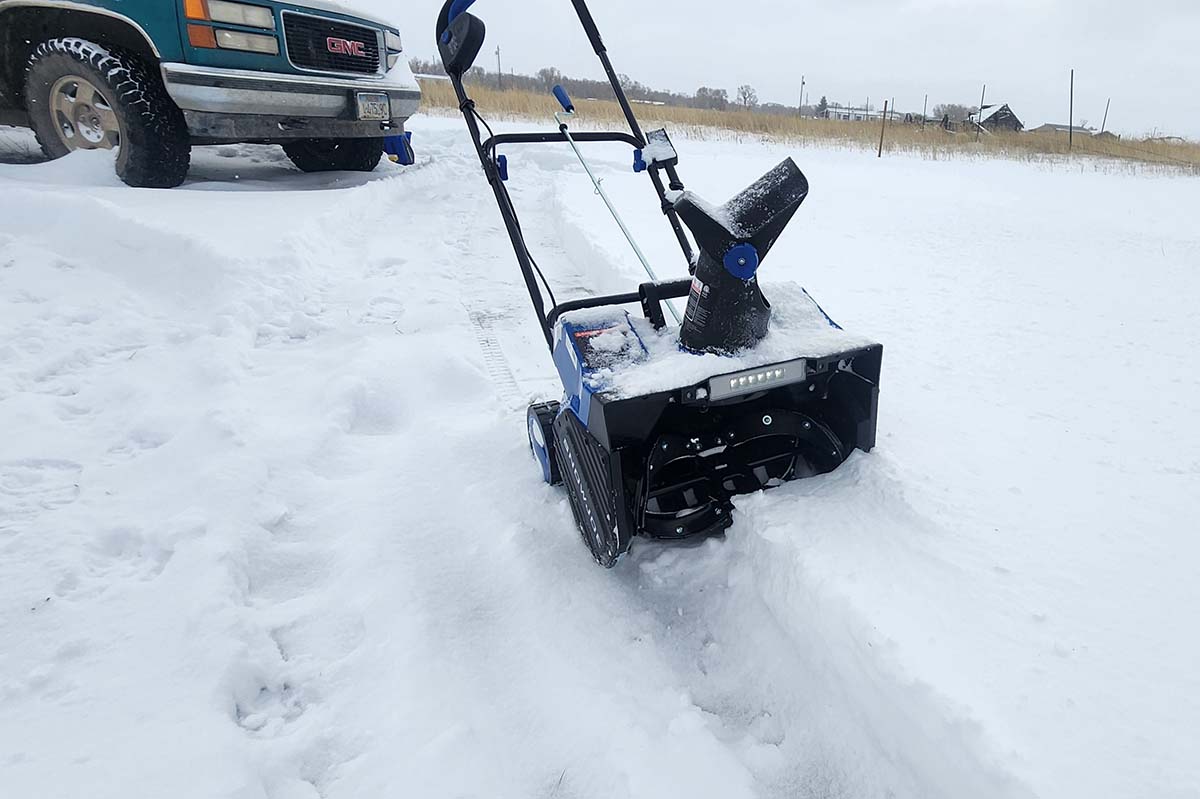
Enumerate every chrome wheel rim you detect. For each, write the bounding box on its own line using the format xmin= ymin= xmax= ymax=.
xmin=49 ymin=75 xmax=121 ymax=152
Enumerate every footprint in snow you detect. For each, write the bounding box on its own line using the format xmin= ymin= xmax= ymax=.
xmin=0 ymin=459 xmax=82 ymax=530
xmin=104 ymin=427 xmax=172 ymax=461
xmin=366 ymin=255 xmax=407 ymax=278
xmin=85 ymin=526 xmax=176 ymax=583
xmin=233 ymin=681 xmax=306 ymax=736
xmin=358 ymin=295 xmax=405 ymax=325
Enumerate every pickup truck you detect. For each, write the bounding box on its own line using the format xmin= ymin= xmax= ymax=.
xmin=0 ymin=0 xmax=421 ymax=187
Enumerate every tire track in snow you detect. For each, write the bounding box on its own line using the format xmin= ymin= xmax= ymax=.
xmin=466 ymin=307 xmax=523 ymax=406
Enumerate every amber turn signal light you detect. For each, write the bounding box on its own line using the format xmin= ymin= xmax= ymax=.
xmin=187 ymin=24 xmax=218 ymax=48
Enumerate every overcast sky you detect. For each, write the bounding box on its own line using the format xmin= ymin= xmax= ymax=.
xmin=380 ymin=0 xmax=1200 ymax=138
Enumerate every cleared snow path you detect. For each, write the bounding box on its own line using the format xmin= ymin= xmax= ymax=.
xmin=2 ymin=117 xmax=1198 ymax=799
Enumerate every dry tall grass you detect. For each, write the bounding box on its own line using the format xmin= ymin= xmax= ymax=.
xmin=418 ymin=78 xmax=1200 ymax=172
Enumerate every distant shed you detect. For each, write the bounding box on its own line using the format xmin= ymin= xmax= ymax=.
xmin=969 ymin=104 xmax=1024 ymax=133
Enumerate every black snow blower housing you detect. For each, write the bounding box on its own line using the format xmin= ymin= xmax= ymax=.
xmin=438 ymin=0 xmax=883 ymax=567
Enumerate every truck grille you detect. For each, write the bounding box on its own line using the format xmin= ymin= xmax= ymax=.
xmin=282 ymin=13 xmax=380 ymax=75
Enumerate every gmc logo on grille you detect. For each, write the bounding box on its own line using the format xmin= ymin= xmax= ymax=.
xmin=326 ymin=37 xmax=367 ymax=57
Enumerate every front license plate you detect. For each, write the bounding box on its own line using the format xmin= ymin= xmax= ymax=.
xmin=356 ymin=92 xmax=390 ymax=121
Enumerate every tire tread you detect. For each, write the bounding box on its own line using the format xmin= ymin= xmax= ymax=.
xmin=25 ymin=37 xmax=190 ymax=188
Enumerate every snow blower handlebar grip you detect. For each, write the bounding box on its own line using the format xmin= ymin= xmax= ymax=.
xmin=552 ymin=85 xmax=575 ymax=113
xmin=446 ymin=0 xmax=476 ymax=24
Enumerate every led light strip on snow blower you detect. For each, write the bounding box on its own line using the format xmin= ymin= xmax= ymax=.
xmin=708 ymin=358 xmax=808 ymax=402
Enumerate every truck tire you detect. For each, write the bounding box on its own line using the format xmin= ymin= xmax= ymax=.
xmin=282 ymin=138 xmax=383 ymax=173
xmin=25 ymin=38 xmax=190 ymax=189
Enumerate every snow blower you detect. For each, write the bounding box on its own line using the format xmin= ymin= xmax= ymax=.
xmin=437 ymin=0 xmax=883 ymax=567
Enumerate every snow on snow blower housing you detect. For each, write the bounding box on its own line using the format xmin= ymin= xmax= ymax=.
xmin=2 ymin=1 xmax=1200 ymax=799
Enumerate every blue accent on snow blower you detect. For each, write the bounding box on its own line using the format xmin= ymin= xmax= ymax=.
xmin=440 ymin=0 xmax=477 ymax=42
xmin=633 ymin=149 xmax=647 ymax=172
xmin=447 ymin=0 xmax=476 ymax=24
xmin=552 ymin=85 xmax=575 ymax=113
xmin=723 ymin=242 xmax=760 ymax=280
xmin=529 ymin=416 xmax=553 ymax=482
xmin=384 ymin=131 xmax=414 ymax=165
xmin=496 ymin=154 xmax=509 ymax=181
xmin=551 ymin=312 xmax=649 ymax=429
xmin=803 ymin=287 xmax=844 ymax=330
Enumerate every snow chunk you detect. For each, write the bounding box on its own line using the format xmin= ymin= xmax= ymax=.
xmin=640 ymin=138 xmax=678 ymax=165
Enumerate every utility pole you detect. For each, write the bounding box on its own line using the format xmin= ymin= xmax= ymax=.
xmin=976 ymin=83 xmax=986 ymax=142
xmin=922 ymin=93 xmax=928 ymax=130
xmin=1069 ymin=69 xmax=1074 ymax=150
xmin=495 ymin=46 xmax=502 ymax=91
xmin=878 ymin=100 xmax=889 ymax=157
xmin=799 ymin=74 xmax=805 ymax=116
xmin=1101 ymin=97 xmax=1111 ymax=134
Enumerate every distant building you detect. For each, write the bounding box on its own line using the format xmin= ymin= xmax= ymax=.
xmin=968 ymin=104 xmax=1024 ymax=133
xmin=821 ymin=104 xmax=887 ymax=122
xmin=822 ymin=104 xmax=867 ymax=122
xmin=1030 ymin=123 xmax=1097 ymax=136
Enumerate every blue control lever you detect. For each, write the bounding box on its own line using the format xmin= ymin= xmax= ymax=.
xmin=552 ymin=85 xmax=575 ymax=113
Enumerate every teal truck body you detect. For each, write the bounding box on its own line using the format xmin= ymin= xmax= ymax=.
xmin=0 ymin=0 xmax=421 ymax=184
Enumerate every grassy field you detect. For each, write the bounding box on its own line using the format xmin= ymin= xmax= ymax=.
xmin=418 ymin=78 xmax=1200 ymax=172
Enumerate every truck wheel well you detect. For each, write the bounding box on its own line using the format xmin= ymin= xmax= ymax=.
xmin=0 ymin=7 xmax=158 ymax=109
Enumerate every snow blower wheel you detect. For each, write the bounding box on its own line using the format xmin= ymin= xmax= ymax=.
xmin=438 ymin=0 xmax=883 ymax=568
xmin=527 ymin=401 xmax=561 ymax=486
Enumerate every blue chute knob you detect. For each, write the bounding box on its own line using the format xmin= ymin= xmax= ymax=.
xmin=723 ymin=243 xmax=760 ymax=280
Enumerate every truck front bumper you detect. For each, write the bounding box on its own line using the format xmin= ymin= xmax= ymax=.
xmin=160 ymin=62 xmax=422 ymax=144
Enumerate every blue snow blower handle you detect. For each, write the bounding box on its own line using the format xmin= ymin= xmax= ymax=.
xmin=552 ymin=85 xmax=575 ymax=113
xmin=440 ymin=0 xmax=477 ymax=43
xmin=446 ymin=0 xmax=476 ymax=24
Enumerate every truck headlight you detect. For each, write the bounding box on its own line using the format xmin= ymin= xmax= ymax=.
xmin=215 ymin=29 xmax=280 ymax=54
xmin=385 ymin=29 xmax=402 ymax=69
xmin=207 ymin=0 xmax=276 ymax=30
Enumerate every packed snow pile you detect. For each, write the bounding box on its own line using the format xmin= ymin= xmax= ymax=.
xmin=2 ymin=117 xmax=1199 ymax=799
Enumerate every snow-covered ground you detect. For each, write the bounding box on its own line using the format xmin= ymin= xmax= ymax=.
xmin=2 ymin=116 xmax=1198 ymax=799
